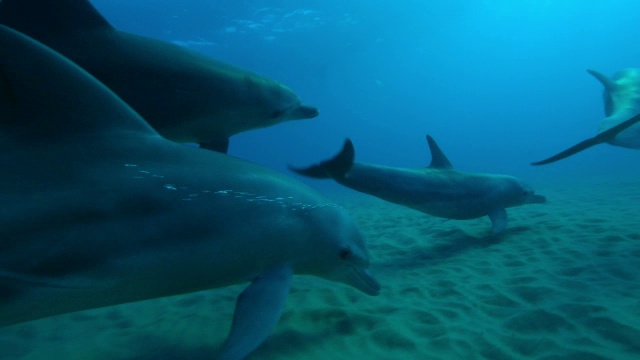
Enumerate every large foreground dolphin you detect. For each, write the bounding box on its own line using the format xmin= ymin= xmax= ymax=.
xmin=532 ymin=68 xmax=640 ymax=165
xmin=0 ymin=25 xmax=378 ymax=360
xmin=291 ymin=136 xmax=546 ymax=234
xmin=0 ymin=0 xmax=319 ymax=153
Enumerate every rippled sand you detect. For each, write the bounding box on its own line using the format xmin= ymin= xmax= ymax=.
xmin=1 ymin=180 xmax=639 ymax=359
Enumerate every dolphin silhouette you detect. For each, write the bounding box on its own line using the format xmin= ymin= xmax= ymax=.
xmin=291 ymin=136 xmax=546 ymax=234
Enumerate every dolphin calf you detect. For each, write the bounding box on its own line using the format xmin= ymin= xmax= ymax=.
xmin=532 ymin=68 xmax=640 ymax=165
xmin=0 ymin=0 xmax=319 ymax=153
xmin=290 ymin=136 xmax=546 ymax=234
xmin=0 ymin=24 xmax=378 ymax=360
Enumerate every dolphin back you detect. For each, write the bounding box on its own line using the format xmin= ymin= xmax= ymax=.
xmin=0 ymin=0 xmax=113 ymax=40
xmin=0 ymin=24 xmax=156 ymax=140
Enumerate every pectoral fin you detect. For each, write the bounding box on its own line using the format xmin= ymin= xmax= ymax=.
xmin=488 ymin=208 xmax=507 ymax=234
xmin=217 ymin=264 xmax=293 ymax=360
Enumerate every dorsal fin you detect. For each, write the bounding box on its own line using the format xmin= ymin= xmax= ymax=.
xmin=587 ymin=69 xmax=617 ymax=117
xmin=587 ymin=69 xmax=617 ymax=92
xmin=0 ymin=0 xmax=113 ymax=40
xmin=426 ymin=135 xmax=453 ymax=169
xmin=0 ymin=24 xmax=156 ymax=142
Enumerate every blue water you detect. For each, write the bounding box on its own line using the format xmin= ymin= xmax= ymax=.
xmin=92 ymin=0 xmax=639 ymax=193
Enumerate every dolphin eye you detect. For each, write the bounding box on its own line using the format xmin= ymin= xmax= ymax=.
xmin=339 ymin=247 xmax=351 ymax=260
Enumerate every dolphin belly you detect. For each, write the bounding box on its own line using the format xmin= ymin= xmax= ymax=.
xmin=407 ymin=200 xmax=497 ymax=220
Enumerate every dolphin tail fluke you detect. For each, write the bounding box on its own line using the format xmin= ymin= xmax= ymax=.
xmin=531 ymin=112 xmax=640 ymax=166
xmin=289 ymin=139 xmax=354 ymax=179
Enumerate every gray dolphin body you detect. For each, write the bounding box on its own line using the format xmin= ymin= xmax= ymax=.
xmin=0 ymin=0 xmax=319 ymax=153
xmin=291 ymin=137 xmax=546 ymax=234
xmin=532 ymin=68 xmax=640 ymax=165
xmin=0 ymin=25 xmax=377 ymax=360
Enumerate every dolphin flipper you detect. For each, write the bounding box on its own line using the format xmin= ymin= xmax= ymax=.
xmin=530 ymin=136 xmax=606 ymax=166
xmin=531 ymin=112 xmax=640 ymax=166
xmin=217 ymin=265 xmax=293 ymax=360
xmin=488 ymin=208 xmax=507 ymax=234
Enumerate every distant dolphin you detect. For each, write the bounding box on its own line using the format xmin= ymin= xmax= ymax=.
xmin=0 ymin=24 xmax=377 ymax=360
xmin=290 ymin=136 xmax=546 ymax=234
xmin=532 ymin=68 xmax=640 ymax=165
xmin=0 ymin=0 xmax=319 ymax=153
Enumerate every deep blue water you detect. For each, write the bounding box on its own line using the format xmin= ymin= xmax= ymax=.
xmin=92 ymin=0 xmax=640 ymax=191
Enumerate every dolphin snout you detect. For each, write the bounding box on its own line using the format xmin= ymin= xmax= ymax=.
xmin=530 ymin=194 xmax=547 ymax=204
xmin=327 ymin=266 xmax=381 ymax=296
xmin=291 ymin=104 xmax=319 ymax=119
xmin=355 ymin=268 xmax=381 ymax=296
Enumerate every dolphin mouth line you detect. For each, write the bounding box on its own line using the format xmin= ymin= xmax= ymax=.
xmin=291 ymin=103 xmax=319 ymax=119
xmin=354 ymin=267 xmax=381 ymax=296
xmin=531 ymin=194 xmax=547 ymax=204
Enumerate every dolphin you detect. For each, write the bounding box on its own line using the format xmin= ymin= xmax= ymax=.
xmin=0 ymin=0 xmax=319 ymax=153
xmin=532 ymin=68 xmax=640 ymax=165
xmin=290 ymin=136 xmax=546 ymax=234
xmin=0 ymin=24 xmax=378 ymax=360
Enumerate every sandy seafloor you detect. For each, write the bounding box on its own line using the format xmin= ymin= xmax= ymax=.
xmin=1 ymin=178 xmax=639 ymax=360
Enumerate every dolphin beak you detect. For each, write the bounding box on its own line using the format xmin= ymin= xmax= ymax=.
xmin=530 ymin=194 xmax=547 ymax=204
xmin=347 ymin=267 xmax=381 ymax=296
xmin=325 ymin=266 xmax=380 ymax=296
xmin=291 ymin=104 xmax=319 ymax=119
